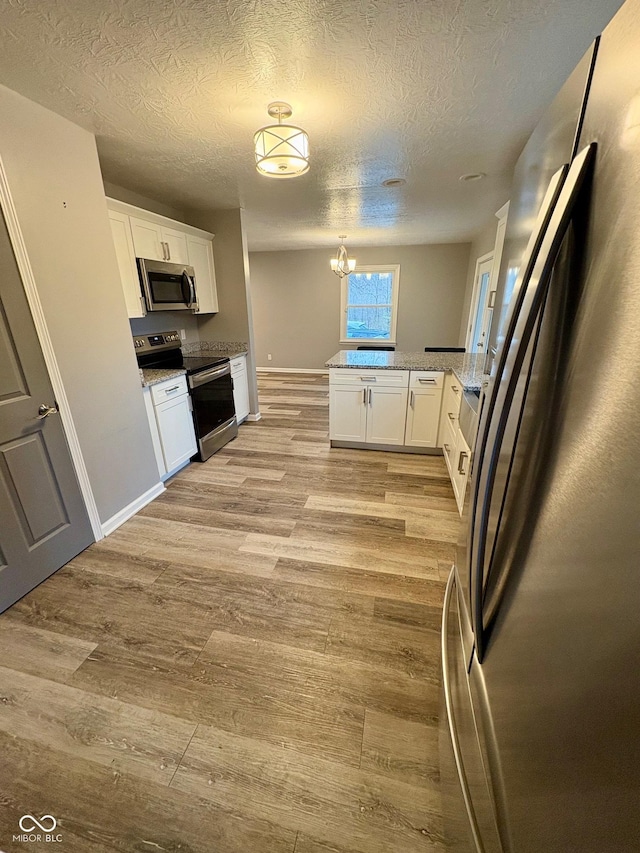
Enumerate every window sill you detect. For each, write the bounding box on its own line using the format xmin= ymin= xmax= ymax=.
xmin=339 ymin=340 xmax=397 ymax=346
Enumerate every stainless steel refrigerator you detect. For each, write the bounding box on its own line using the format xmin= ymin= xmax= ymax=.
xmin=440 ymin=1 xmax=640 ymax=850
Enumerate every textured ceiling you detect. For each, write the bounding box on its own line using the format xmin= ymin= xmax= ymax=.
xmin=0 ymin=0 xmax=623 ymax=250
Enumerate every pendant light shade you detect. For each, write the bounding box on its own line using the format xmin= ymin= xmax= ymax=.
xmin=254 ymin=102 xmax=310 ymax=179
xmin=330 ymin=236 xmax=356 ymax=278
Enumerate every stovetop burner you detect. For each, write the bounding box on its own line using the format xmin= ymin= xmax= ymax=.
xmin=180 ymin=355 xmax=229 ymax=374
xmin=133 ymin=330 xmax=229 ymax=375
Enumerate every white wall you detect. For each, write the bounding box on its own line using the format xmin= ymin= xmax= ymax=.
xmin=0 ymin=83 xmax=160 ymax=525
xmin=250 ymin=243 xmax=471 ymax=370
xmin=458 ymin=217 xmax=501 ymax=346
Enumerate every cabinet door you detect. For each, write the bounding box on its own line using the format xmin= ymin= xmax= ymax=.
xmin=130 ymin=217 xmax=164 ymax=261
xmin=187 ymin=235 xmax=219 ymax=314
xmin=108 ymin=210 xmax=145 ymax=318
xmin=231 ymin=359 xmax=250 ymax=423
xmin=329 ymin=385 xmax=367 ymax=442
xmin=405 ymin=387 xmax=442 ymax=447
xmin=162 ymin=226 xmax=189 ymax=264
xmin=366 ymin=386 xmax=408 ymax=445
xmin=155 ymin=395 xmax=197 ymax=474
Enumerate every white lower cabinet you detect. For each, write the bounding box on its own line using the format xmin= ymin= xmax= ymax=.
xmin=329 ymin=385 xmax=368 ymax=441
xmin=231 ymin=354 xmax=250 ymax=423
xmin=143 ymin=376 xmax=197 ymax=481
xmin=329 ymin=370 xmax=410 ymax=445
xmin=366 ymin=386 xmax=409 ymax=445
xmin=405 ymin=371 xmax=444 ymax=447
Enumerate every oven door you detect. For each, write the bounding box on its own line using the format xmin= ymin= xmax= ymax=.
xmin=138 ymin=259 xmax=198 ymax=312
xmin=188 ymin=363 xmax=238 ymax=460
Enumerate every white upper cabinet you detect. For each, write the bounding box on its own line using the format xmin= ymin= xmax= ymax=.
xmin=108 ymin=210 xmax=145 ymax=318
xmin=106 ymin=198 xmax=219 ymax=314
xmin=162 ymin=226 xmax=189 ymax=264
xmin=129 ymin=216 xmax=164 ymax=261
xmin=186 ymin=234 xmax=218 ymax=314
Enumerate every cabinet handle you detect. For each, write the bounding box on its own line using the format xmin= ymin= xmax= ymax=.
xmin=452 ymin=385 xmax=460 ymax=393
xmin=444 ymin=443 xmax=451 ymax=453
xmin=368 ymin=387 xmax=373 ymax=406
xmin=418 ymin=378 xmax=437 ymax=384
xmin=410 ymin=390 xmax=415 ymax=408
xmin=160 ymin=241 xmax=166 ymax=260
xmin=360 ymin=376 xmax=376 ymax=382
xmin=448 ymin=412 xmax=456 ymax=421
xmin=165 ymin=242 xmax=171 ymax=260
xmin=164 ymin=385 xmax=181 ymax=394
xmin=363 ymin=389 xmax=367 ymax=405
xmin=458 ymin=451 xmax=469 ymax=475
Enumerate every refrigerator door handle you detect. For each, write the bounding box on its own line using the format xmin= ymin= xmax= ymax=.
xmin=470 ymin=143 xmax=596 ymax=662
xmin=442 ymin=568 xmax=485 ymax=853
xmin=466 ymin=163 xmax=569 ymax=637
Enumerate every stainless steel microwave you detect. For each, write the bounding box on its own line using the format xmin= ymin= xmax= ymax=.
xmin=137 ymin=258 xmax=198 ymax=312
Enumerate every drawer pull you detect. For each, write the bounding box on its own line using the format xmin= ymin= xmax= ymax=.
xmin=163 ymin=385 xmax=181 ymax=394
xmin=418 ymin=378 xmax=437 ymax=384
xmin=360 ymin=376 xmax=377 ymax=381
xmin=458 ymin=451 xmax=469 ymax=475
xmin=448 ymin=412 xmax=456 ymax=421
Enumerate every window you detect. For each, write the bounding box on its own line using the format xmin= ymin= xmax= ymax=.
xmin=340 ymin=265 xmax=400 ymax=344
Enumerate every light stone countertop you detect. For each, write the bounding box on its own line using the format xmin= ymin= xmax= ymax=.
xmin=140 ymin=367 xmax=187 ymax=388
xmin=183 ymin=340 xmax=248 ymax=360
xmin=326 ymin=350 xmax=486 ymax=391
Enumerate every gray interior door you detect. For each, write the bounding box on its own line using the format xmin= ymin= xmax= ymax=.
xmin=0 ymin=205 xmax=94 ymax=613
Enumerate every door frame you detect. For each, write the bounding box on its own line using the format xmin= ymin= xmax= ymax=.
xmin=0 ymin=154 xmax=102 ymax=540
xmin=466 ymin=251 xmax=494 ymax=353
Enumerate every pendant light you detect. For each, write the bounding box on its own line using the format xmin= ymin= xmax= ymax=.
xmin=330 ymin=235 xmax=356 ymax=278
xmin=254 ymin=102 xmax=310 ymax=179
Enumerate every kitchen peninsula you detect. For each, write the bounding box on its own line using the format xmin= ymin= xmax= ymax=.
xmin=326 ymin=350 xmax=485 ymax=512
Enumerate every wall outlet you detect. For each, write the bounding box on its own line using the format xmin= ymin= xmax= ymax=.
xmin=179 ymin=329 xmax=186 ymax=341
xmin=267 ymin=353 xmax=272 ymax=361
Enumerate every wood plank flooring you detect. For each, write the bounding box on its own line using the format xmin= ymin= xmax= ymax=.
xmin=0 ymin=371 xmax=460 ymax=853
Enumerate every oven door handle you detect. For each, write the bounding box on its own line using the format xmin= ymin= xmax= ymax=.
xmin=188 ymin=363 xmax=231 ymax=389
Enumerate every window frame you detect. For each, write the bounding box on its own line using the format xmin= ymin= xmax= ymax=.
xmin=339 ymin=264 xmax=400 ymax=345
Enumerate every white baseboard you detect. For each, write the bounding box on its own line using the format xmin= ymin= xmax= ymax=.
xmin=246 ymin=412 xmax=262 ymax=422
xmin=101 ymin=482 xmax=165 ymax=538
xmin=257 ymin=367 xmax=329 ymax=375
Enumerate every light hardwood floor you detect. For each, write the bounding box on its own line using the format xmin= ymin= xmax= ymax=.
xmin=0 ymin=372 xmax=459 ymax=853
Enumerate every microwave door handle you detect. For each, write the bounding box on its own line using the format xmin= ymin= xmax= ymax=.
xmin=180 ymin=271 xmax=191 ymax=307
xmin=189 ymin=275 xmax=198 ymax=311
xmin=470 ymin=143 xmax=595 ymax=663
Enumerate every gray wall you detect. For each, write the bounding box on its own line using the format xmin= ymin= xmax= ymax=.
xmin=103 ymin=181 xmax=185 ymax=222
xmin=458 ymin=217 xmax=501 ymax=346
xmin=186 ymin=208 xmax=259 ymax=414
xmin=250 ymin=243 xmax=471 ymax=370
xmin=129 ymin=312 xmax=200 ymax=344
xmin=0 ymin=83 xmax=161 ymax=525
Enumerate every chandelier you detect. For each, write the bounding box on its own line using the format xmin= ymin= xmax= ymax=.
xmin=254 ymin=102 xmax=310 ymax=179
xmin=330 ymin=236 xmax=356 ymax=278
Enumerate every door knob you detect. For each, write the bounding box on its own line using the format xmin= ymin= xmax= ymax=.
xmin=37 ymin=403 xmax=58 ymax=419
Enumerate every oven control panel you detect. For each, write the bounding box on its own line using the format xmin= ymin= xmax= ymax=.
xmin=132 ymin=331 xmax=181 ymax=355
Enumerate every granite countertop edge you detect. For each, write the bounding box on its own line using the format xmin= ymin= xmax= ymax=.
xmin=140 ymin=367 xmax=187 ymax=388
xmin=325 ymin=350 xmax=485 ymax=391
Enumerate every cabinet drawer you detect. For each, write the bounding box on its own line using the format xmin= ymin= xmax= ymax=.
xmin=409 ymin=370 xmax=443 ymax=389
xmin=150 ymin=375 xmax=188 ymax=405
xmin=329 ymin=369 xmax=409 ymax=388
